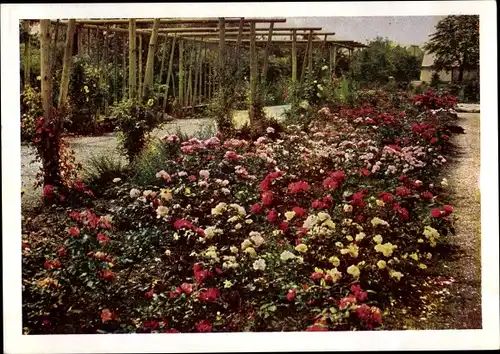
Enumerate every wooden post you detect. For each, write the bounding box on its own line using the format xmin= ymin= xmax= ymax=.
xmin=138 ymin=35 xmax=143 ymax=100
xmin=300 ymin=36 xmax=308 ymax=82
xmin=249 ymin=21 xmax=257 ymax=122
xmin=114 ymin=34 xmax=118 ymax=104
xmin=262 ymin=22 xmax=274 ymax=81
xmin=122 ymin=38 xmax=127 ymax=101
xmin=236 ymin=18 xmax=243 ymax=68
xmin=198 ymin=41 xmax=205 ymax=104
xmin=50 ymin=20 xmax=60 ymax=76
xmin=291 ymin=29 xmax=297 ymax=84
xmin=307 ymin=30 xmax=313 ymax=79
xmin=87 ymin=28 xmax=91 ymax=57
xmin=77 ymin=26 xmax=83 ymax=55
xmin=193 ymin=43 xmax=200 ymax=106
xmin=142 ymin=18 xmax=161 ymax=101
xmin=40 ymin=20 xmax=53 ymax=119
xmin=40 ymin=19 xmax=62 ymax=187
xmin=158 ymin=37 xmax=168 ymax=86
xmin=218 ymin=17 xmax=226 ymax=85
xmin=58 ymin=19 xmax=76 ymax=108
xmin=103 ymin=26 xmax=109 ymax=115
xmin=187 ymin=45 xmax=193 ymax=106
xmin=23 ymin=20 xmax=31 ymax=87
xmin=178 ymin=39 xmax=184 ymax=107
xmin=207 ymin=62 xmax=212 ymax=100
xmin=162 ymin=35 xmax=176 ymax=111
xmin=128 ymin=19 xmax=137 ymax=100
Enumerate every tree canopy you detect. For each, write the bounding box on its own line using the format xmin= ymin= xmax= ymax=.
xmin=424 ymin=15 xmax=479 ymax=81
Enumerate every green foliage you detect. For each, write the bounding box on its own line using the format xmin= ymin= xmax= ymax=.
xmin=430 ymin=72 xmax=441 ymax=88
xmin=110 ymin=99 xmax=162 ymax=163
xmin=20 ymin=85 xmax=43 ymax=142
xmin=65 ymin=56 xmax=109 ymax=134
xmin=424 ymin=15 xmax=479 ymax=82
xmin=83 ymin=152 xmax=128 ymax=190
xmin=351 ymin=37 xmax=421 ymax=86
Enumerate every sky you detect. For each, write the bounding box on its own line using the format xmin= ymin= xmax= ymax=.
xmin=278 ymin=16 xmax=445 ymax=47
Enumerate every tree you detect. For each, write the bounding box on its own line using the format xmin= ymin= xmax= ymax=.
xmin=424 ymin=15 xmax=479 ymax=82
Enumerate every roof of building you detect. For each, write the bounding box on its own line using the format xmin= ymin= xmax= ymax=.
xmin=421 ymin=51 xmax=459 ymax=68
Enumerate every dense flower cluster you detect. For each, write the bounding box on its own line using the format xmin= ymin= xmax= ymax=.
xmin=22 ymin=89 xmax=458 ymax=334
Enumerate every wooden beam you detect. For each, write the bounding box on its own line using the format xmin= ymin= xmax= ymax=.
xmin=128 ymin=19 xmax=137 ymax=99
xmin=103 ymin=25 xmax=109 ymax=114
xmin=62 ymin=18 xmax=287 ymax=25
xmin=158 ymin=26 xmax=322 ymax=33
xmin=158 ymin=35 xmax=168 ymax=86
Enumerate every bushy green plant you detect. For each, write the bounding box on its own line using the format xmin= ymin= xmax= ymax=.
xmin=83 ymin=152 xmax=128 ymax=190
xmin=21 ymin=85 xmax=43 ymax=143
xmin=110 ymin=99 xmax=162 ymax=163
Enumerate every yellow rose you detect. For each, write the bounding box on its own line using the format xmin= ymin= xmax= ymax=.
xmin=347 ymin=265 xmax=360 ymax=278
xmin=328 ymin=256 xmax=340 ymax=267
xmin=410 ymin=253 xmax=419 ymax=261
xmin=372 ymin=234 xmax=383 ymax=244
xmin=244 ymin=247 xmax=257 ymax=257
xmin=285 ymin=211 xmax=296 ymax=221
xmin=295 ymin=243 xmax=308 ymax=253
xmin=377 ymin=260 xmax=387 ymax=269
xmin=355 ymin=232 xmax=366 ymax=242
xmin=375 ymin=199 xmax=385 ymax=207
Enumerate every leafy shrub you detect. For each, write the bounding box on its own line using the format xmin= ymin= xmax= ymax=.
xmin=83 ymin=152 xmax=128 ymax=190
xmin=109 ymin=99 xmax=162 ymax=163
xmin=65 ymin=56 xmax=109 ymax=135
xmin=21 ymin=86 xmax=43 ymax=143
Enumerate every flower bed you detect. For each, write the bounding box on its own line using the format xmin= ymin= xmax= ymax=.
xmin=22 ymin=90 xmax=461 ymax=334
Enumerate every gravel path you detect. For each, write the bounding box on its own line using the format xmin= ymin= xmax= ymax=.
xmin=21 ymin=105 xmax=289 ymax=211
xmin=434 ymin=111 xmax=482 ymax=328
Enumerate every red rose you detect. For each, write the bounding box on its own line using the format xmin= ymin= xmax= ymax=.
xmin=360 ymin=169 xmax=371 ymax=177
xmin=188 ymin=175 xmax=197 ymax=181
xmin=100 ymin=270 xmax=115 ymax=281
xmin=195 ymin=320 xmax=212 ymax=332
xmin=250 ymin=203 xmax=262 ymax=213
xmin=267 ymin=210 xmax=278 ymax=223
xmin=164 ymin=329 xmax=180 ymax=333
xmin=322 ymin=177 xmax=339 ymax=190
xmin=56 ymin=246 xmax=67 ymax=257
xmin=311 ymin=272 xmax=324 ymax=280
xmin=328 ymin=170 xmax=346 ymax=184
xmin=430 ymin=208 xmax=442 ymax=218
xmin=180 ymin=283 xmax=193 ymax=294
xmin=395 ymin=186 xmax=411 ymax=197
xmin=379 ymin=192 xmax=394 ymax=203
xmin=306 ymin=324 xmax=328 ymax=331
xmin=199 ymin=288 xmax=220 ymax=302
xmin=68 ymin=226 xmax=80 ymax=237
xmin=443 ymin=205 xmax=453 ymax=214
xmin=173 ymin=219 xmax=194 ymax=230
xmin=145 ymin=289 xmax=155 ymax=299
xmin=279 ymin=222 xmax=289 ymax=232
xmin=96 ymin=233 xmax=110 ymax=245
xmin=286 ymin=288 xmax=296 ymax=302
xmin=101 ymin=308 xmax=114 ymax=322
xmin=292 ymin=206 xmax=306 ymax=217
xmin=422 ymin=191 xmax=433 ymax=200
xmin=261 ymin=191 xmax=274 ymax=206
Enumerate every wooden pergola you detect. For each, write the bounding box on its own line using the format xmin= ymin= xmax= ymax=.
xmin=39 ymin=17 xmax=366 ymax=115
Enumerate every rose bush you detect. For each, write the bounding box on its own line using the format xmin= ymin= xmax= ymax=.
xmin=23 ymin=89 xmax=459 ymax=334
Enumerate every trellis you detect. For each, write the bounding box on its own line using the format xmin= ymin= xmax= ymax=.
xmin=44 ymin=17 xmax=366 ymax=117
